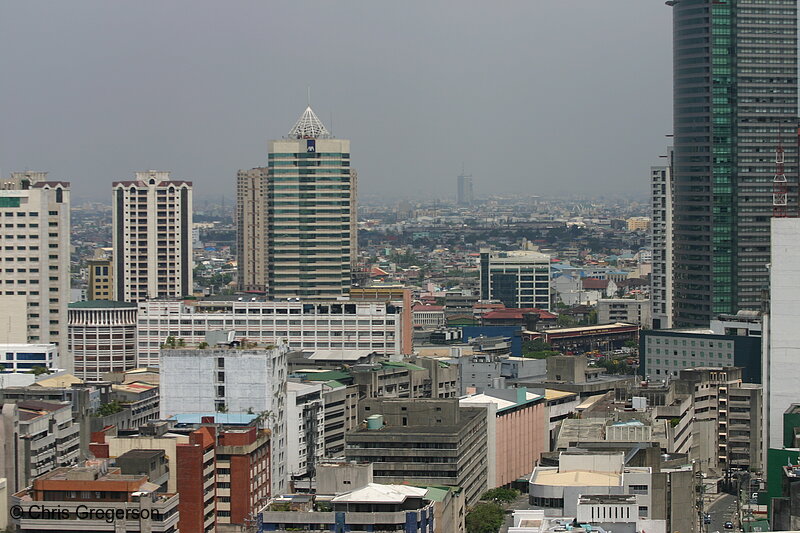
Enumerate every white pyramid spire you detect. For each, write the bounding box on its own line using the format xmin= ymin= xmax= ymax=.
xmin=288 ymin=106 xmax=330 ymax=139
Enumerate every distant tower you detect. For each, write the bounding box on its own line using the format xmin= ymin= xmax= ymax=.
xmin=457 ymin=173 xmax=473 ymax=206
xmin=263 ymin=106 xmax=357 ymax=299
xmin=112 ymin=171 xmax=193 ymax=302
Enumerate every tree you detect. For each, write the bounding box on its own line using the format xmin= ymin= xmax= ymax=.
xmin=557 ymin=314 xmax=577 ymax=328
xmin=466 ymin=502 xmax=504 ymax=533
xmin=96 ymin=401 xmax=123 ymax=417
xmin=481 ymin=487 xmax=520 ymax=504
xmin=198 ymin=341 xmax=209 ymax=349
xmin=29 ymin=366 xmax=51 ymax=376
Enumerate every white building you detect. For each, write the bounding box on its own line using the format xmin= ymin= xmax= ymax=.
xmin=286 ymin=381 xmax=325 ymax=485
xmin=68 ymin=301 xmax=137 ymax=382
xmin=764 ymin=217 xmax=800 ymax=450
xmin=479 ymin=249 xmax=551 ymax=310
xmin=0 ymin=344 xmax=58 ymax=373
xmin=112 ymin=171 xmax=193 ymax=302
xmin=529 ymin=452 xmax=652 ymax=518
xmin=412 ymin=304 xmax=445 ymax=328
xmin=159 ymin=345 xmax=288 ymax=495
xmin=136 ymin=298 xmax=407 ymax=367
xmin=0 ymin=172 xmax=70 ymax=369
xmin=651 ymin=162 xmax=673 ymax=330
xmin=597 ymin=298 xmax=651 ymax=328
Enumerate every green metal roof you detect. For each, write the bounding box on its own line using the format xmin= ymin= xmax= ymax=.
xmin=68 ymin=300 xmax=137 ymax=309
xmin=381 ymin=361 xmax=425 ymax=371
xmin=301 ymin=370 xmax=351 ymax=382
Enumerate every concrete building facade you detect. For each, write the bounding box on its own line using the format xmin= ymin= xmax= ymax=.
xmin=764 ymin=217 xmax=800 ymax=450
xmin=68 ymin=300 xmax=137 ymax=382
xmin=159 ymin=346 xmax=288 ymax=495
xmin=0 ymin=344 xmax=58 ymax=373
xmin=345 ymin=398 xmax=489 ymax=507
xmin=236 ymin=167 xmax=269 ymax=292
xmin=136 ymin=297 xmax=410 ymax=367
xmin=597 ymin=298 xmax=652 ymax=328
xmin=0 ymin=172 xmax=71 ymax=367
xmin=87 ymin=257 xmax=113 ymax=301
xmin=479 ymin=249 xmax=551 ymax=310
xmin=112 ymin=170 xmax=193 ymax=302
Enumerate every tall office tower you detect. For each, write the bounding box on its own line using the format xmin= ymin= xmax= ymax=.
xmin=112 ymin=171 xmax=193 ymax=302
xmin=236 ymin=167 xmax=268 ymax=292
xmin=479 ymin=249 xmax=551 ymax=310
xmin=457 ymin=173 xmax=473 ymax=206
xmin=651 ymin=161 xmax=674 ymax=329
xmin=671 ymin=0 xmax=798 ymax=326
xmin=266 ymin=106 xmax=357 ymax=299
xmin=0 ymin=172 xmax=70 ymax=369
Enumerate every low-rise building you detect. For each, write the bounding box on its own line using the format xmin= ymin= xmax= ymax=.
xmin=460 ymin=388 xmax=547 ymax=487
xmin=0 ymin=344 xmax=58 ymax=373
xmin=11 ymin=462 xmax=180 ymax=533
xmin=597 ymin=298 xmax=651 ymax=328
xmin=344 ymin=398 xmax=489 ymax=507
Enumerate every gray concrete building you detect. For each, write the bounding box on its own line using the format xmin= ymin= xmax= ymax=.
xmin=345 ymin=398 xmax=489 ymax=507
xmin=651 ymin=162 xmax=673 ymax=330
xmin=597 ymin=298 xmax=651 ymax=328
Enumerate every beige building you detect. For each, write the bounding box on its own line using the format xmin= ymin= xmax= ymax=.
xmin=626 ymin=216 xmax=651 ymax=231
xmin=112 ymin=171 xmax=193 ymax=302
xmin=0 ymin=172 xmax=71 ymax=368
xmin=236 ymin=167 xmax=269 ymax=292
xmin=87 ymin=258 xmax=113 ymax=301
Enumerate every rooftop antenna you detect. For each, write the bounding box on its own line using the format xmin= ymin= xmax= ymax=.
xmin=307 ymin=86 xmax=311 ymax=108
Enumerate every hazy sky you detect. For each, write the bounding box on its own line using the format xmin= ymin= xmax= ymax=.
xmin=0 ymin=2 xmax=672 ymax=203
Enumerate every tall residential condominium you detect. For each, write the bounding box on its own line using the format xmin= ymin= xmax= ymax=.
xmin=239 ymin=106 xmax=357 ymax=300
xmin=112 ymin=171 xmax=193 ymax=302
xmin=236 ymin=167 xmax=268 ymax=292
xmin=479 ymin=248 xmax=551 ymax=310
xmin=670 ymin=0 xmax=798 ymax=326
xmin=0 ymin=172 xmax=70 ymax=368
xmin=457 ymin=173 xmax=473 ymax=205
xmin=651 ymin=162 xmax=673 ymax=330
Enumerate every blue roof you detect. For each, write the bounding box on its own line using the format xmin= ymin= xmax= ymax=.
xmin=169 ymin=413 xmax=259 ymax=425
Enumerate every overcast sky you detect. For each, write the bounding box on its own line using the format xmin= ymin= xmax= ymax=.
xmin=0 ymin=1 xmax=672 ymax=204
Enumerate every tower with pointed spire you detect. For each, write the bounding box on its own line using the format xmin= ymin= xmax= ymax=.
xmin=239 ymin=105 xmax=356 ymax=299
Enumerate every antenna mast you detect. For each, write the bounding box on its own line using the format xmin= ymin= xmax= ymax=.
xmin=773 ymin=131 xmax=788 ymax=218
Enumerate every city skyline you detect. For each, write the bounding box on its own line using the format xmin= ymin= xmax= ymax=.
xmin=1 ymin=1 xmax=671 ymax=202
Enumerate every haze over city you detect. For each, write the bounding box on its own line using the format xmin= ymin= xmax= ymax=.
xmin=0 ymin=1 xmax=671 ymax=202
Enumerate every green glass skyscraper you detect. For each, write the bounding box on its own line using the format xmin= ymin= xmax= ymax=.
xmin=265 ymin=106 xmax=357 ymax=299
xmin=671 ymin=0 xmax=797 ymax=326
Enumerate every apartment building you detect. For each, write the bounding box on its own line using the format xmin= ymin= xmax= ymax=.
xmin=87 ymin=257 xmax=113 ymax=301
xmin=286 ymin=381 xmax=324 ymax=485
xmin=236 ymin=167 xmax=269 ymax=292
xmin=112 ymin=170 xmax=193 ymax=302
xmin=597 ymin=298 xmax=651 ymax=328
xmin=0 ymin=172 xmax=70 ymax=367
xmin=159 ymin=346 xmax=288 ymax=495
xmin=10 ymin=463 xmax=180 ymax=532
xmin=651 ymin=162 xmax=672 ymax=330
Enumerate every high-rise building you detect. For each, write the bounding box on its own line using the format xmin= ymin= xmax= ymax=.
xmin=112 ymin=171 xmax=193 ymax=303
xmin=670 ymin=0 xmax=798 ymax=326
xmin=236 ymin=167 xmax=268 ymax=292
xmin=479 ymin=249 xmax=551 ymax=310
xmin=651 ymin=162 xmax=673 ymax=329
xmin=261 ymin=106 xmax=357 ymax=299
xmin=0 ymin=172 xmax=70 ymax=368
xmin=763 ymin=217 xmax=800 ymax=451
xmin=159 ymin=346 xmax=288 ymax=496
xmin=87 ymin=258 xmax=113 ymax=301
xmin=457 ymin=173 xmax=473 ymax=205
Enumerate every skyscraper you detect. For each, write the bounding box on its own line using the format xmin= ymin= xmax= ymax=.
xmin=670 ymin=0 xmax=798 ymax=326
xmin=263 ymin=106 xmax=357 ymax=299
xmin=0 ymin=172 xmax=70 ymax=367
xmin=457 ymin=173 xmax=473 ymax=206
xmin=236 ymin=167 xmax=268 ymax=292
xmin=651 ymin=160 xmax=673 ymax=330
xmin=112 ymin=171 xmax=193 ymax=302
